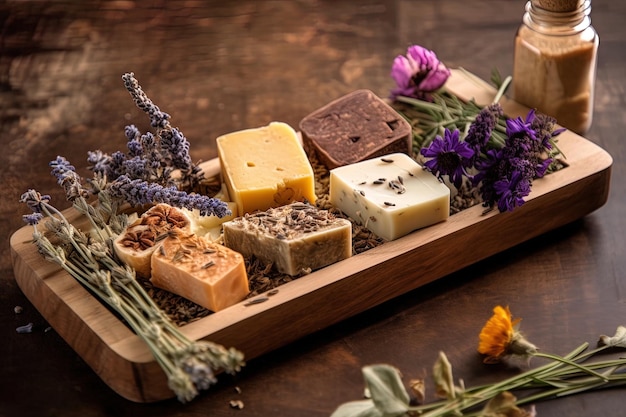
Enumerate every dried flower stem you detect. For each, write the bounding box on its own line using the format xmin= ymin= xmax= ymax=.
xmin=332 ymin=338 xmax=626 ymax=417
xmin=433 ymin=344 xmax=626 ymax=415
xmin=22 ymin=189 xmax=244 ymax=403
xmin=458 ymin=343 xmax=626 ymax=417
xmin=393 ymin=74 xmax=512 ymax=152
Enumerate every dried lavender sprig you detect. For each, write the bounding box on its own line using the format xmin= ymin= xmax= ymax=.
xmin=160 ymin=127 xmax=193 ymax=172
xmin=122 ymin=72 xmax=171 ymax=129
xmin=50 ymin=156 xmax=89 ymax=202
xmin=49 ymin=156 xmax=120 ymax=241
xmin=465 ymin=104 xmax=504 ymax=154
xmin=19 ymin=189 xmax=244 ymax=402
xmin=109 ymin=175 xmax=231 ymax=218
xmin=118 ymin=73 xmax=204 ymax=189
xmin=68 ymin=150 xmax=226 ymax=219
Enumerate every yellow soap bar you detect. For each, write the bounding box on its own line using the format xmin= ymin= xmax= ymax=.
xmin=216 ymin=122 xmax=317 ymax=216
xmin=150 ymin=229 xmax=249 ymax=312
xmin=330 ymin=153 xmax=450 ymax=241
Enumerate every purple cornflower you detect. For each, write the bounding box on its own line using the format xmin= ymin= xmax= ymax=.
xmin=108 ymin=175 xmax=231 ymax=218
xmin=390 ymin=45 xmax=451 ymax=101
xmin=473 ymin=148 xmax=501 ymax=184
xmin=420 ymin=128 xmax=474 ymax=189
xmin=506 ymin=109 xmax=537 ymax=143
xmin=506 ymin=109 xmax=558 ymax=178
xmin=465 ymin=104 xmax=503 ymax=154
xmin=493 ymin=170 xmax=531 ymax=212
xmin=474 ymin=108 xmax=562 ymax=212
xmin=535 ymin=158 xmax=553 ymax=179
xmin=122 ymin=73 xmax=171 ymax=129
xmin=474 ymin=148 xmax=530 ymax=212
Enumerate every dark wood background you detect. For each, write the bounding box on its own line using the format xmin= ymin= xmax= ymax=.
xmin=1 ymin=1 xmax=625 ymax=416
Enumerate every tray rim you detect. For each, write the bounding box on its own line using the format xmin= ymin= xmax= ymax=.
xmin=10 ymin=69 xmax=614 ymax=402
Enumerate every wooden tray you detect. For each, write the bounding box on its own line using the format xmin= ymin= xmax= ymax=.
xmin=10 ymin=70 xmax=613 ymax=403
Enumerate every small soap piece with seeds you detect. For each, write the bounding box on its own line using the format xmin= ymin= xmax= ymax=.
xmin=299 ymin=89 xmax=412 ymax=169
xmin=113 ymin=204 xmax=191 ymax=278
xmin=150 ymin=229 xmax=249 ymax=312
xmin=222 ymin=202 xmax=352 ymax=276
xmin=329 ymin=153 xmax=450 ymax=241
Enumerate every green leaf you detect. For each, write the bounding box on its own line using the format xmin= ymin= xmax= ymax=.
xmin=433 ymin=351 xmax=456 ymax=400
xmin=330 ymin=400 xmax=384 ymax=417
xmin=490 ymin=68 xmax=503 ymax=89
xmin=362 ymin=364 xmax=410 ymax=416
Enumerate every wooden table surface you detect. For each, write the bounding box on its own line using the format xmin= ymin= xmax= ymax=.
xmin=1 ymin=1 xmax=625 ymax=416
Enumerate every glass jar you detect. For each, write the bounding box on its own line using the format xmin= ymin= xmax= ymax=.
xmin=512 ymin=0 xmax=598 ymax=135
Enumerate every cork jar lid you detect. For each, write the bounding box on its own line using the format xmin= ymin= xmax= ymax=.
xmin=533 ymin=0 xmax=583 ymax=12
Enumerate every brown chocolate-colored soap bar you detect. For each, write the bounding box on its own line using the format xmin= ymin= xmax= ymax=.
xmin=299 ymin=89 xmax=412 ymax=169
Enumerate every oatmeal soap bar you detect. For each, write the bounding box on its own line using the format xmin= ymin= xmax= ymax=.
xmin=329 ymin=153 xmax=450 ymax=241
xmin=216 ymin=122 xmax=317 ymax=216
xmin=151 ymin=229 xmax=249 ymax=312
xmin=299 ymin=89 xmax=412 ymax=169
xmin=222 ymin=202 xmax=352 ymax=276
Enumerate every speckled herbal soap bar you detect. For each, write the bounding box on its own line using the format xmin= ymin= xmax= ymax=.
xmin=329 ymin=153 xmax=450 ymax=241
xmin=150 ymin=229 xmax=249 ymax=312
xmin=299 ymin=89 xmax=412 ymax=169
xmin=222 ymin=202 xmax=352 ymax=276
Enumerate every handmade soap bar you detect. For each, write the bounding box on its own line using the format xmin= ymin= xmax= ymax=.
xmin=183 ymin=183 xmax=238 ymax=241
xmin=299 ymin=89 xmax=412 ymax=169
xmin=216 ymin=122 xmax=317 ymax=216
xmin=222 ymin=202 xmax=352 ymax=276
xmin=329 ymin=153 xmax=450 ymax=241
xmin=184 ymin=201 xmax=238 ymax=241
xmin=113 ymin=204 xmax=191 ymax=278
xmin=150 ymin=229 xmax=249 ymax=312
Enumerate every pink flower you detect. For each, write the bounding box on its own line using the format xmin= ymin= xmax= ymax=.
xmin=390 ymin=45 xmax=450 ymax=100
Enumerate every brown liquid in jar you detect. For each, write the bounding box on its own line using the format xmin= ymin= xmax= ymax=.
xmin=512 ymin=0 xmax=598 ymax=135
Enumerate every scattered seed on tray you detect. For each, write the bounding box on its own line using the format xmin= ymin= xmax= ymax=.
xmin=244 ymin=297 xmax=269 ymax=306
xmin=229 ymin=400 xmax=244 ymax=409
xmin=16 ymin=323 xmax=34 ymax=334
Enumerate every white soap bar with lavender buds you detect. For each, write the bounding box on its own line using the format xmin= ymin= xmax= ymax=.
xmin=329 ymin=153 xmax=450 ymax=241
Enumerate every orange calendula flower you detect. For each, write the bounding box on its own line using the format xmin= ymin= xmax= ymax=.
xmin=478 ymin=305 xmax=537 ymax=364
